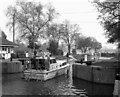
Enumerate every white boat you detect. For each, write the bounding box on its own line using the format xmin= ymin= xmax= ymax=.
xmin=23 ymin=56 xmax=70 ymax=81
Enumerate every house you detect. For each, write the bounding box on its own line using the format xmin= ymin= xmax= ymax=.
xmin=0 ymin=29 xmax=18 ymax=59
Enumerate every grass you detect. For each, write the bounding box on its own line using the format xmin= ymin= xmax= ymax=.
xmin=92 ymin=57 xmax=120 ymax=68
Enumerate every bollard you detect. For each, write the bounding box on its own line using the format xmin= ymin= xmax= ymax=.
xmin=113 ymin=73 xmax=120 ymax=97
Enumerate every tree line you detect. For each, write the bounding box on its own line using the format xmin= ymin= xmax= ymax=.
xmin=75 ymin=36 xmax=102 ymax=54
xmin=6 ymin=0 xmax=102 ymax=56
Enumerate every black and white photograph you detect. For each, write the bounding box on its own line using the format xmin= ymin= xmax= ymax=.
xmin=0 ymin=0 xmax=120 ymax=96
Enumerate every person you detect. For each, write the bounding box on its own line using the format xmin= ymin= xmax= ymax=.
xmin=34 ymin=50 xmax=37 ymax=57
xmin=66 ymin=53 xmax=69 ymax=57
xmin=66 ymin=53 xmax=69 ymax=63
xmin=45 ymin=55 xmax=50 ymax=71
xmin=80 ymin=58 xmax=84 ymax=64
xmin=31 ymin=57 xmax=36 ymax=69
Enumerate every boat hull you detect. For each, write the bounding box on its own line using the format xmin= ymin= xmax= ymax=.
xmin=72 ymin=63 xmax=116 ymax=84
xmin=23 ymin=64 xmax=69 ymax=81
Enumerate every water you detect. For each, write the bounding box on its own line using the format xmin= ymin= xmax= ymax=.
xmin=2 ymin=64 xmax=114 ymax=96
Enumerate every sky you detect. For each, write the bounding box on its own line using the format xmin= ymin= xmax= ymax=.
xmin=0 ymin=0 xmax=117 ymax=49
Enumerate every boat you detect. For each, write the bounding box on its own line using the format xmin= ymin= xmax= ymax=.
xmin=72 ymin=59 xmax=120 ymax=84
xmin=23 ymin=56 xmax=70 ymax=81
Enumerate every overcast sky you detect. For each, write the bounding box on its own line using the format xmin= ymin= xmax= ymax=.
xmin=0 ymin=0 xmax=117 ymax=49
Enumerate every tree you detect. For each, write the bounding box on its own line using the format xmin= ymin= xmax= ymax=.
xmin=76 ymin=36 xmax=89 ymax=53
xmin=6 ymin=1 xmax=57 ymax=56
xmin=60 ymin=20 xmax=80 ymax=55
xmin=93 ymin=1 xmax=120 ymax=48
xmin=92 ymin=41 xmax=102 ymax=51
xmin=76 ymin=36 xmax=102 ymax=53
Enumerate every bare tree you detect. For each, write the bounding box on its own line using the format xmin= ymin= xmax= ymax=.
xmin=76 ymin=36 xmax=102 ymax=53
xmin=60 ymin=20 xmax=80 ymax=55
xmin=6 ymin=1 xmax=58 ymax=57
xmin=47 ymin=23 xmax=63 ymax=46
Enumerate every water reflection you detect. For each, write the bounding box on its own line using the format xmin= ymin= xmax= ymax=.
xmin=2 ymin=64 xmax=114 ymax=96
xmin=2 ymin=73 xmax=75 ymax=95
xmin=73 ymin=77 xmax=114 ymax=96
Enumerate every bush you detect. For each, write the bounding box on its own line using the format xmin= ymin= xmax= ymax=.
xmin=101 ymin=53 xmax=116 ymax=57
xmin=11 ymin=53 xmax=17 ymax=58
xmin=11 ymin=51 xmax=26 ymax=58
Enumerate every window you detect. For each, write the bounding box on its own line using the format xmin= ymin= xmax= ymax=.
xmin=50 ymin=59 xmax=56 ymax=64
xmin=62 ymin=62 xmax=66 ymax=66
xmin=8 ymin=48 xmax=10 ymax=53
xmin=2 ymin=47 xmax=7 ymax=51
xmin=2 ymin=47 xmax=4 ymax=51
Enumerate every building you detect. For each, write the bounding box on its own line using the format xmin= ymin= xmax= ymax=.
xmin=0 ymin=29 xmax=18 ymax=59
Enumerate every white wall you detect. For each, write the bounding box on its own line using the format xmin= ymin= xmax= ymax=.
xmin=0 ymin=47 xmax=13 ymax=59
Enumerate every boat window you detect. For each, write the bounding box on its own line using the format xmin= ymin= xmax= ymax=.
xmin=62 ymin=62 xmax=66 ymax=66
xmin=50 ymin=59 xmax=56 ymax=64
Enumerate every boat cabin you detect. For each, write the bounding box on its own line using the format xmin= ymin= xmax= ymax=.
xmin=23 ymin=56 xmax=69 ymax=81
xmin=26 ymin=57 xmax=67 ymax=71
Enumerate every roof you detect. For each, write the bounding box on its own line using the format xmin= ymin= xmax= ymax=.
xmin=0 ymin=29 xmax=18 ymax=47
xmin=0 ymin=38 xmax=18 ymax=47
xmin=0 ymin=29 xmax=6 ymax=38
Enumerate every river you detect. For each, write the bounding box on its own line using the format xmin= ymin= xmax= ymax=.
xmin=2 ymin=64 xmax=114 ymax=96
